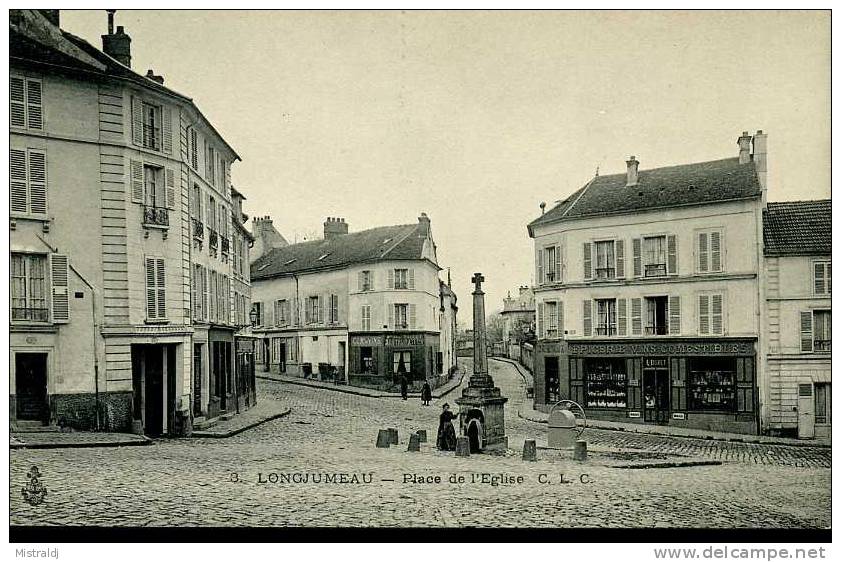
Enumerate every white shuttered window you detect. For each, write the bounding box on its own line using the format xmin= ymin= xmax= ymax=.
xmin=10 ymin=148 xmax=47 ymax=216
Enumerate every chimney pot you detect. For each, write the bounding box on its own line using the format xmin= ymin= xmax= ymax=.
xmin=323 ymin=217 xmax=349 ymax=240
xmin=626 ymin=156 xmax=640 ymax=187
xmin=102 ymin=13 xmax=132 ymax=67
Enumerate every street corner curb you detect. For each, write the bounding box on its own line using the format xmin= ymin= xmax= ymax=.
xmin=9 ymin=435 xmax=154 ymax=450
xmin=190 ymin=407 xmax=292 ymax=438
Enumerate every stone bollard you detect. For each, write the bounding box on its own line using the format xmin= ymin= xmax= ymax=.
xmin=416 ymin=429 xmax=427 ymax=443
xmin=407 ymin=433 xmax=421 ymax=452
xmin=574 ymin=439 xmax=588 ymax=461
xmin=522 ymin=439 xmax=537 ymax=461
xmin=376 ymin=429 xmax=391 ymax=448
xmin=455 ymin=436 xmax=470 ymax=457
xmin=388 ymin=427 xmax=399 ymax=445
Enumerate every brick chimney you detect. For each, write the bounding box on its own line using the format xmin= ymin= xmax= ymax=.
xmin=323 ymin=217 xmax=349 ymax=240
xmin=418 ymin=212 xmax=431 ymax=237
xmin=102 ymin=10 xmax=131 ymax=68
xmin=737 ymin=131 xmax=752 ymax=164
xmin=626 ymin=156 xmax=639 ymax=187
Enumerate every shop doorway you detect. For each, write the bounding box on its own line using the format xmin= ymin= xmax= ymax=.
xmin=15 ymin=353 xmax=49 ymax=423
xmin=545 ymin=356 xmax=560 ymax=404
xmin=279 ymin=342 xmax=287 ymax=373
xmin=131 ymin=344 xmax=177 ymax=437
xmin=643 ymin=367 xmax=670 ymax=424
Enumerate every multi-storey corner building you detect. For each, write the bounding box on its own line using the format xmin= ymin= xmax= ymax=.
xmin=763 ymin=200 xmax=831 ymax=439
xmin=10 ymin=10 xmax=253 ymax=435
xmin=250 ymin=214 xmax=458 ymax=391
xmin=527 ymin=131 xmax=768 ymax=434
xmin=500 ymin=286 xmax=535 ymax=360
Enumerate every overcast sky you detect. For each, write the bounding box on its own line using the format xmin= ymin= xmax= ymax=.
xmin=62 ymin=10 xmax=830 ymax=326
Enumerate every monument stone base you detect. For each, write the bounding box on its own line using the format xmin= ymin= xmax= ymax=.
xmin=456 ymin=384 xmax=508 ymax=451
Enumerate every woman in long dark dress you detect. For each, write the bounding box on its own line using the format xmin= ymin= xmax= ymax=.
xmin=399 ymin=374 xmax=409 ymax=400
xmin=421 ymin=381 xmax=432 ymax=406
xmin=436 ymin=403 xmax=458 ymax=451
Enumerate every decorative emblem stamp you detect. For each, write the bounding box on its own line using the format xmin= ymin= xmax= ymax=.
xmin=21 ymin=465 xmax=48 ymax=506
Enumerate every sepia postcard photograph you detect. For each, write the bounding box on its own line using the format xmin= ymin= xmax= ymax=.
xmin=5 ymin=4 xmax=833 ymax=552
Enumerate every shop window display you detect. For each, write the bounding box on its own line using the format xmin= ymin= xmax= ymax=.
xmin=688 ymin=357 xmax=736 ymax=411
xmin=584 ymin=358 xmax=627 ymax=408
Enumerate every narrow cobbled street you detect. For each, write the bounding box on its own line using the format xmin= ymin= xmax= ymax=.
xmin=11 ymin=360 xmax=830 ymax=528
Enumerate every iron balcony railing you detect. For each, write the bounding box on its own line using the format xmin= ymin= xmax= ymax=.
xmin=209 ymin=229 xmax=218 ymax=248
xmin=645 ymin=325 xmax=669 ymax=335
xmin=595 ymin=325 xmax=617 ymax=336
xmin=645 ymin=263 xmax=667 ymax=277
xmin=192 ymin=219 xmax=204 ymax=240
xmin=143 ymin=205 xmax=169 ymax=227
xmin=221 ymin=236 xmax=230 ymax=256
xmin=12 ymin=307 xmax=49 ymax=322
xmin=814 ymin=339 xmax=832 ymax=352
xmin=595 ymin=267 xmax=615 ymax=280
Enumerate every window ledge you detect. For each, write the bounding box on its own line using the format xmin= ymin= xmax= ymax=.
xmin=144 ymin=319 xmax=170 ymax=325
xmin=142 ymin=222 xmax=170 ymax=231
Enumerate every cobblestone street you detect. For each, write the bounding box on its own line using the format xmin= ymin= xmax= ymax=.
xmin=10 ymin=361 xmax=830 ymax=528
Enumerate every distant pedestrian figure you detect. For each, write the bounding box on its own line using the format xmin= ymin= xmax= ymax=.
xmin=436 ymin=403 xmax=458 ymax=451
xmin=421 ymin=381 xmax=432 ymax=406
xmin=400 ymin=374 xmax=409 ymax=400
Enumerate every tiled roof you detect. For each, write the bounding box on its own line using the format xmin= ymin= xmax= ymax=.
xmin=763 ymin=200 xmax=831 ymax=256
xmin=251 ymin=223 xmax=431 ymax=280
xmin=529 ymin=157 xmax=762 ymax=233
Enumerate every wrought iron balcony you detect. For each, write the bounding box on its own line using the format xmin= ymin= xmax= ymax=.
xmin=645 ymin=263 xmax=667 ymax=277
xmin=192 ymin=219 xmax=204 ymax=240
xmin=12 ymin=307 xmax=49 ymax=322
xmin=143 ymin=205 xmax=169 ymax=227
xmin=221 ymin=236 xmax=230 ymax=256
xmin=209 ymin=229 xmax=218 ymax=248
xmin=814 ymin=339 xmax=832 ymax=352
xmin=645 ymin=325 xmax=669 ymax=335
xmin=595 ymin=325 xmax=617 ymax=336
xmin=595 ymin=267 xmax=615 ymax=280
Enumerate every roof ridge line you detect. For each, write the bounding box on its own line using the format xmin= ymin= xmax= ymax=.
xmin=379 ymin=225 xmax=419 ymax=259
xmin=561 ymin=175 xmax=598 ymax=218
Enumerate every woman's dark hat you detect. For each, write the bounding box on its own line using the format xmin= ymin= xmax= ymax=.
xmin=442 ymin=403 xmax=450 ymax=409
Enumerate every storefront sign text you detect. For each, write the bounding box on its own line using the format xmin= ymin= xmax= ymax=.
xmin=568 ymin=341 xmax=754 ymax=356
xmin=351 ymin=335 xmax=384 ymax=347
xmin=385 ymin=335 xmax=424 ymax=347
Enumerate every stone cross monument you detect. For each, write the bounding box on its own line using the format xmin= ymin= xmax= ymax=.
xmin=455 ymin=272 xmax=508 ymax=451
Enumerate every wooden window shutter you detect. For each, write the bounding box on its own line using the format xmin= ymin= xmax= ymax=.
xmin=554 ymin=245 xmax=562 ymax=282
xmin=190 ymin=128 xmax=198 ymax=170
xmin=389 ymin=303 xmax=395 ymax=328
xmin=11 ymin=77 xmax=26 ymax=128
xmin=698 ymin=232 xmax=709 ymax=272
xmin=273 ymin=300 xmax=280 ymax=326
xmin=536 ymin=245 xmax=544 ymax=285
xmin=10 ymin=148 xmax=28 ymax=213
xmin=814 ymin=263 xmax=826 ymax=294
xmin=155 ymin=258 xmax=166 ymax=319
xmin=667 ymin=234 xmax=678 ymax=275
xmin=698 ymin=295 xmax=710 ymax=334
xmin=800 ymin=311 xmax=813 ymax=352
xmin=49 ymin=253 xmax=70 ymax=323
xmin=369 ymin=270 xmax=375 ymax=290
xmin=131 ymin=96 xmax=143 ymax=146
xmin=537 ymin=301 xmax=545 ymax=339
xmin=668 ymin=295 xmax=681 ymax=335
xmin=633 ymin=238 xmax=642 ymax=277
xmin=165 ymin=168 xmax=176 ymax=209
xmin=631 ymin=297 xmax=642 ymax=335
xmin=201 ymin=267 xmax=208 ymax=321
xmin=710 ymin=231 xmax=722 ymax=272
xmin=145 ymin=257 xmax=157 ymax=319
xmin=711 ymin=294 xmax=723 ymax=335
xmin=162 ymin=106 xmax=172 ymax=154
xmin=583 ymin=242 xmax=592 ymax=280
xmin=265 ymin=296 xmax=274 ymax=326
xmin=358 ymin=271 xmax=364 ymax=291
xmin=615 ymin=239 xmax=626 ymax=279
xmin=617 ymin=298 xmax=627 ymax=336
xmin=558 ymin=300 xmax=564 ymax=335
xmin=409 ymin=269 xmax=415 ymax=289
xmin=192 ymin=265 xmax=199 ymax=320
xmin=130 ymin=160 xmax=144 ymax=203
xmin=388 ymin=269 xmax=394 ymax=289
xmin=409 ymin=304 xmax=417 ymax=329
xmin=582 ymin=299 xmax=592 ymax=337
xmin=27 ymin=150 xmax=47 ymax=215
xmin=26 ymin=79 xmax=43 ymax=130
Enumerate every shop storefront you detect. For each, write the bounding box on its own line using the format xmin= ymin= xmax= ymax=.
xmin=348 ymin=332 xmax=445 ymax=391
xmin=534 ymin=338 xmax=759 ymax=434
